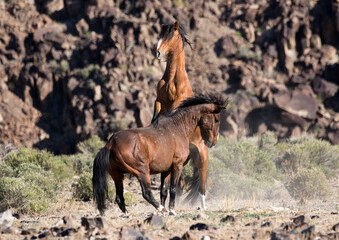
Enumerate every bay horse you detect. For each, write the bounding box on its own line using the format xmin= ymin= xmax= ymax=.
xmin=93 ymin=94 xmax=228 ymax=215
xmin=153 ymin=22 xmax=211 ymax=210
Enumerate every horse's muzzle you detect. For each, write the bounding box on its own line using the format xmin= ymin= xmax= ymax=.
xmin=204 ymin=140 xmax=216 ymax=148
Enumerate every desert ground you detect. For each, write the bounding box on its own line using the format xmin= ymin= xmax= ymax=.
xmin=2 ymin=176 xmax=338 ymax=240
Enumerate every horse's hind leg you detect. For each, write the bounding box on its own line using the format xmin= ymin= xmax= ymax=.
xmin=111 ymin=171 xmax=127 ymax=213
xmin=139 ymin=174 xmax=160 ymax=210
xmin=169 ymin=164 xmax=184 ymax=214
xmin=160 ymin=171 xmax=170 ymax=207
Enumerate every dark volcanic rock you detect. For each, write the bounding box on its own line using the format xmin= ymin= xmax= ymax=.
xmin=81 ymin=217 xmax=105 ymax=230
xmin=220 ymin=215 xmax=235 ymax=223
xmin=1 ymin=0 xmax=339 ymax=154
xmin=189 ymin=223 xmax=209 ymax=231
xmin=274 ymin=87 xmax=318 ymax=120
xmin=144 ymin=214 xmax=163 ymax=227
xmin=214 ymin=35 xmax=237 ymax=57
xmin=120 ymin=226 xmax=145 ymax=240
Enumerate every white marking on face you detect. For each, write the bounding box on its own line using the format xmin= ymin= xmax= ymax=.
xmin=217 ymin=131 xmax=219 ymax=141
xmin=157 ymin=38 xmax=162 ymax=50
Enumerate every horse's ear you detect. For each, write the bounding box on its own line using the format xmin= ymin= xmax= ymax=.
xmin=173 ymin=21 xmax=179 ymax=31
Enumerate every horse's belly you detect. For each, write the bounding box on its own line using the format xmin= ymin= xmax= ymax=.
xmin=149 ymin=156 xmax=172 ymax=174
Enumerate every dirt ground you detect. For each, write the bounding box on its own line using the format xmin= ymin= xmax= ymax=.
xmin=2 ymin=177 xmax=339 ymax=240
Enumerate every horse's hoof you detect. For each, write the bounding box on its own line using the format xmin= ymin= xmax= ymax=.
xmin=157 ymin=205 xmax=164 ymax=211
xmin=162 ymin=207 xmax=169 ymax=213
xmin=169 ymin=210 xmax=176 ymax=216
xmin=197 ymin=207 xmax=207 ymax=211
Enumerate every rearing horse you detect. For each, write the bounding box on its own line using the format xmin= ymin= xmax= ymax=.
xmin=93 ymin=94 xmax=228 ymax=215
xmin=153 ymin=22 xmax=212 ymax=210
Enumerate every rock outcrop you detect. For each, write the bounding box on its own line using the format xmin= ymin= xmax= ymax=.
xmin=0 ymin=0 xmax=338 ymax=153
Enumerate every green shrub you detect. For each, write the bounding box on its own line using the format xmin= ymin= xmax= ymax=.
xmin=71 ymin=153 xmax=94 ymax=175
xmin=16 ymin=163 xmax=56 ymax=199
xmin=0 ymin=174 xmax=52 ymax=213
xmin=201 ymin=135 xmax=280 ymax=200
xmin=210 ymin=136 xmax=278 ymax=182
xmin=276 ymin=137 xmax=339 ymax=178
xmin=74 ymin=64 xmax=100 ymax=79
xmin=5 ymin=148 xmax=71 ymax=180
xmin=1 ymin=148 xmax=71 ymax=213
xmin=73 ymin=136 xmax=105 ymax=175
xmin=124 ymin=192 xmax=137 ymax=206
xmin=77 ymin=135 xmax=104 ymax=157
xmin=208 ymin=154 xmax=277 ymax=200
xmin=74 ymin=172 xmax=115 ymax=202
xmin=0 ymin=162 xmax=14 ymax=177
xmin=181 ymin=162 xmax=194 ymax=184
xmin=75 ymin=172 xmax=93 ymax=201
xmin=286 ymin=167 xmax=330 ymax=201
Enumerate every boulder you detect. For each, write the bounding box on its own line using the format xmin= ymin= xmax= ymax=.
xmin=312 ymin=77 xmax=338 ymax=99
xmin=0 ymin=209 xmax=14 ymax=231
xmin=274 ymin=87 xmax=318 ymax=120
xmin=214 ymin=35 xmax=237 ymax=58
xmin=144 ymin=214 xmax=163 ymax=227
xmin=120 ymin=226 xmax=144 ymax=240
xmin=81 ymin=217 xmax=105 ymax=231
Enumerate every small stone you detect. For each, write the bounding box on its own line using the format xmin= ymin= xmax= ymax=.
xmin=220 ymin=215 xmax=235 ymax=223
xmin=332 ymin=223 xmax=339 ymax=232
xmin=144 ymin=214 xmax=163 ymax=227
xmin=60 ymin=228 xmax=76 ymax=237
xmin=190 ymin=223 xmax=209 ymax=231
xmin=196 ymin=212 xmax=207 ymax=219
xmin=62 ymin=215 xmax=76 ymax=229
xmin=81 ymin=217 xmax=105 ymax=230
xmin=181 ymin=231 xmax=197 ymax=240
xmin=261 ymin=221 xmax=272 ymax=227
xmin=301 ymin=226 xmax=315 ymax=239
xmin=0 ymin=209 xmax=14 ymax=230
xmin=120 ymin=226 xmax=144 ymax=240
xmin=292 ymin=215 xmax=305 ymax=226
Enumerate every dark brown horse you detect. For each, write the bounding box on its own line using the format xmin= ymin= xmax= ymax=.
xmin=153 ymin=22 xmax=212 ymax=210
xmin=93 ymin=94 xmax=228 ymax=215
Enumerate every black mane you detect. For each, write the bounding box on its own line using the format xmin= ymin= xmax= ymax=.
xmin=175 ymin=93 xmax=227 ymax=111
xmin=152 ymin=93 xmax=228 ymax=127
xmin=160 ymin=23 xmax=192 ymax=49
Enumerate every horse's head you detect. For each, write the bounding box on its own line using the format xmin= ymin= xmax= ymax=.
xmin=196 ymin=95 xmax=228 ymax=148
xmin=199 ymin=113 xmax=221 ymax=148
xmin=167 ymin=93 xmax=228 ymax=148
xmin=156 ymin=21 xmax=191 ymax=60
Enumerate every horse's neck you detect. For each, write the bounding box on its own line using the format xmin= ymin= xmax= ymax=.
xmin=174 ymin=108 xmax=201 ymax=139
xmin=163 ymin=49 xmax=191 ymax=87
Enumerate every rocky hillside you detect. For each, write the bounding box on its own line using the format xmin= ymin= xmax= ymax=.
xmin=0 ymin=0 xmax=338 ymax=154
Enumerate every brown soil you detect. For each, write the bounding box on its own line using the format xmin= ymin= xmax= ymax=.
xmin=3 ymin=178 xmax=339 ymax=240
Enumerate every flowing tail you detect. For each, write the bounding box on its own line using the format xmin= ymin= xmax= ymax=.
xmin=92 ymin=147 xmax=110 ymax=215
xmin=184 ymin=165 xmax=201 ymax=206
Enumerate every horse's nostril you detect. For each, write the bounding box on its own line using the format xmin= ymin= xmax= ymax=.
xmin=157 ymin=51 xmax=160 ymax=58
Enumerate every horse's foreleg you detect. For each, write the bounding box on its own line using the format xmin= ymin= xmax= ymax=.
xmin=195 ymin=143 xmax=209 ymax=210
xmin=139 ymin=174 xmax=160 ymax=210
xmin=111 ymin=171 xmax=127 ymax=213
xmin=169 ymin=165 xmax=184 ymax=213
xmin=160 ymin=171 xmax=170 ymax=207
